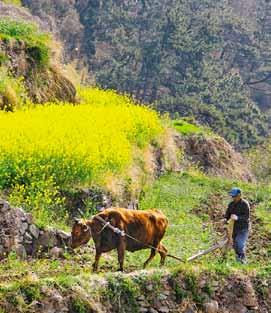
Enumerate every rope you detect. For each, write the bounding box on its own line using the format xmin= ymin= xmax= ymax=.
xmin=93 ymin=215 xmax=185 ymax=262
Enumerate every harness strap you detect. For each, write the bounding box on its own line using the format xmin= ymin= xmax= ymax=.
xmin=97 ymin=221 xmax=110 ymax=234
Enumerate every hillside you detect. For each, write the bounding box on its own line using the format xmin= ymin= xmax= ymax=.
xmin=0 ymin=4 xmax=76 ymax=108
xmin=0 ymin=3 xmax=270 ymax=313
xmin=0 ymin=86 xmax=269 ymax=312
xmin=21 ymin=0 xmax=271 ymax=149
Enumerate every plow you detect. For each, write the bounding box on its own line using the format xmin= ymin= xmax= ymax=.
xmin=186 ymin=219 xmax=234 ymax=262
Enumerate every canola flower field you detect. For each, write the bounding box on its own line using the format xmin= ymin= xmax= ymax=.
xmin=0 ymin=88 xmax=163 ymax=225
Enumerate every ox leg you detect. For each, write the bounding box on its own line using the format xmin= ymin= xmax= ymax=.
xmin=143 ymin=248 xmax=157 ymax=268
xmin=158 ymin=243 xmax=167 ymax=266
xmin=92 ymin=250 xmax=102 ymax=272
xmin=117 ymin=238 xmax=126 ymax=272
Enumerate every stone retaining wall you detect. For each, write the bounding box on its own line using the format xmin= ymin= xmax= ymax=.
xmin=0 ymin=199 xmax=70 ymax=259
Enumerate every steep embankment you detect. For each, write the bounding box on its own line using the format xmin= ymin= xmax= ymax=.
xmin=0 ymin=267 xmax=268 ymax=313
xmin=0 ymin=3 xmax=76 ymax=108
xmin=174 ymin=120 xmax=253 ymax=182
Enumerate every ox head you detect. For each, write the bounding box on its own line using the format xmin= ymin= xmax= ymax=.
xmin=71 ymin=218 xmax=92 ymax=249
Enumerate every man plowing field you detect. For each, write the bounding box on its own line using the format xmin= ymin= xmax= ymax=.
xmin=224 ymin=188 xmax=250 ymax=264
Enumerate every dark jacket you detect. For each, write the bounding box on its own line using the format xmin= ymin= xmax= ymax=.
xmin=225 ymin=198 xmax=250 ymax=235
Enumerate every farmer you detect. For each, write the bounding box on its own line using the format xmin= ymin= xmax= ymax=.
xmin=224 ymin=187 xmax=250 ymax=264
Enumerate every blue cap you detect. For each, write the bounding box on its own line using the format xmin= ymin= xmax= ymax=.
xmin=229 ymin=187 xmax=241 ymax=197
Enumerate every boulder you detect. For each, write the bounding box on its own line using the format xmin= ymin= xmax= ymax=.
xmin=0 ymin=200 xmax=10 ymax=213
xmin=14 ymin=244 xmax=27 ymax=259
xmin=203 ymin=301 xmax=219 ymax=313
xmin=29 ymin=224 xmax=40 ymax=239
xmin=19 ymin=222 xmax=28 ymax=235
xmin=49 ymin=247 xmax=64 ymax=259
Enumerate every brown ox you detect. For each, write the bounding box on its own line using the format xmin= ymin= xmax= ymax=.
xmin=71 ymin=208 xmax=168 ymax=272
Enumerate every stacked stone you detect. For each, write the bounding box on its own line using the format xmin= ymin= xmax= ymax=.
xmin=135 ymin=281 xmax=177 ymax=313
xmin=132 ymin=273 xmax=259 ymax=313
xmin=0 ymin=199 xmax=71 ymax=259
xmin=0 ymin=200 xmax=15 ymax=258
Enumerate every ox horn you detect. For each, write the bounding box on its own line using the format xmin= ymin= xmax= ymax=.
xmin=83 ymin=224 xmax=90 ymax=233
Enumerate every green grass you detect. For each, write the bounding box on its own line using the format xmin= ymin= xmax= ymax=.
xmin=173 ymin=119 xmax=212 ymax=136
xmin=124 ymin=171 xmax=271 ymax=269
xmin=124 ymin=172 xmax=229 ymax=268
xmin=0 ymin=19 xmax=50 ymax=67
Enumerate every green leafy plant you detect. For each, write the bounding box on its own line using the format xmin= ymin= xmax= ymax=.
xmin=0 ymin=19 xmax=50 ymax=67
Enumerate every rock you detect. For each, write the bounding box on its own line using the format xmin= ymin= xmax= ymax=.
xmin=152 ymin=298 xmax=162 ymax=309
xmin=25 ymin=213 xmax=33 ymax=224
xmin=24 ymin=240 xmax=33 ymax=245
xmin=50 ymin=247 xmax=64 ymax=259
xmin=36 ymin=229 xmax=58 ymax=248
xmin=0 ymin=200 xmax=10 ymax=212
xmin=51 ymin=291 xmax=64 ymax=303
xmin=16 ymin=236 xmax=24 ymax=243
xmin=242 ymin=280 xmax=258 ymax=308
xmin=184 ymin=308 xmax=196 ymax=313
xmin=139 ymin=308 xmax=148 ymax=312
xmin=15 ymin=207 xmax=26 ymax=216
xmin=158 ymin=306 xmax=169 ymax=313
xmin=19 ymin=222 xmax=28 ymax=235
xmin=149 ymin=309 xmax=159 ymax=313
xmin=137 ymin=295 xmax=146 ymax=301
xmin=203 ymin=301 xmax=219 ymax=313
xmin=29 ymin=224 xmax=39 ymax=239
xmin=14 ymin=244 xmax=27 ymax=259
xmin=57 ymin=230 xmax=71 ymax=247
xmin=24 ymin=232 xmax=33 ymax=242
xmin=57 ymin=230 xmax=70 ymax=240
xmin=138 ymin=300 xmax=149 ymax=308
xmin=146 ymin=284 xmax=153 ymax=291
xmin=0 ymin=244 xmax=3 ymax=254
xmin=163 ymin=291 xmax=171 ymax=296
xmin=228 ymin=303 xmax=247 ymax=313
xmin=158 ymin=294 xmax=168 ymax=300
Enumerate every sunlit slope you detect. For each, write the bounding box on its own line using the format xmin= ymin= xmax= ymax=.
xmin=0 ymin=88 xmax=163 ymax=225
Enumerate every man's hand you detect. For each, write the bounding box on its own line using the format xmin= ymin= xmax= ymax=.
xmin=230 ymin=214 xmax=238 ymax=221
